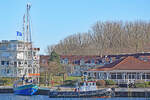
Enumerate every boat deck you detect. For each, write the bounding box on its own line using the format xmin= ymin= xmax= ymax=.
xmin=49 ymin=88 xmax=112 ymax=98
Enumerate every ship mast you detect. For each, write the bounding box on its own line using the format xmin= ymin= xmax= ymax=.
xmin=23 ymin=3 xmax=33 ymax=77
xmin=24 ymin=3 xmax=32 ymax=43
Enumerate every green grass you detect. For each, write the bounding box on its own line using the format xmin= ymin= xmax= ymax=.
xmin=39 ymin=76 xmax=81 ymax=87
xmin=65 ymin=76 xmax=81 ymax=80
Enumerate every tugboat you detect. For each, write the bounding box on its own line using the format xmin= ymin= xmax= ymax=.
xmin=49 ymin=76 xmax=113 ymax=98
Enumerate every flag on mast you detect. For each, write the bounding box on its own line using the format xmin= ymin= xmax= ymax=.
xmin=17 ymin=31 xmax=22 ymax=36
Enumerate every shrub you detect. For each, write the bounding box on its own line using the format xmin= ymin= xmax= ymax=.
xmin=105 ymin=80 xmax=116 ymax=85
xmin=63 ymin=80 xmax=78 ymax=87
xmin=135 ymin=83 xmax=145 ymax=88
xmin=0 ymin=78 xmax=14 ymax=85
xmin=144 ymin=81 xmax=150 ymax=87
xmin=96 ymin=80 xmax=106 ymax=87
xmin=134 ymin=80 xmax=145 ymax=84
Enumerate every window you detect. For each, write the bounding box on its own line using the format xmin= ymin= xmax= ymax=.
xmin=42 ymin=59 xmax=46 ymax=64
xmin=142 ymin=74 xmax=146 ymax=79
xmin=1 ymin=61 xmax=5 ymax=65
xmin=25 ymin=61 xmax=27 ymax=65
xmin=111 ymin=74 xmax=116 ymax=79
xmin=93 ymin=82 xmax=95 ymax=86
xmin=94 ymin=72 xmax=96 ymax=77
xmin=6 ymin=61 xmax=9 ymax=65
xmin=64 ymin=58 xmax=68 ymax=64
xmin=117 ymin=74 xmax=122 ymax=79
xmin=128 ymin=74 xmax=132 ymax=79
xmin=86 ymin=83 xmax=88 ymax=86
xmin=33 ymin=68 xmax=36 ymax=73
xmin=91 ymin=59 xmax=95 ymax=64
xmin=137 ymin=73 xmax=141 ymax=79
xmin=28 ymin=69 xmax=32 ymax=73
xmin=147 ymin=74 xmax=150 ymax=79
xmin=18 ymin=61 xmax=21 ymax=65
xmin=14 ymin=62 xmax=17 ymax=66
xmin=33 ymin=52 xmax=36 ymax=56
xmin=7 ymin=69 xmax=10 ymax=74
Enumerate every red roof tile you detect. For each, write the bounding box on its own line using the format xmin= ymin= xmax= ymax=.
xmin=89 ymin=56 xmax=150 ymax=71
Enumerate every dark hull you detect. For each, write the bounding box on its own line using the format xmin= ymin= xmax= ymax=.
xmin=49 ymin=89 xmax=112 ymax=98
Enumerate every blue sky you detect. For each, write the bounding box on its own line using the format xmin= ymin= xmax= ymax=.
xmin=0 ymin=0 xmax=150 ymax=54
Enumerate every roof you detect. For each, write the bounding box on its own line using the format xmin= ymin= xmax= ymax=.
xmin=89 ymin=56 xmax=150 ymax=71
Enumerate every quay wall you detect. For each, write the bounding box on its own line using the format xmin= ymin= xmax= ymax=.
xmin=114 ymin=88 xmax=150 ymax=97
xmin=0 ymin=87 xmax=150 ymax=97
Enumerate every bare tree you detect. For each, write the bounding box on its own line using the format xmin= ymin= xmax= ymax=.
xmin=46 ymin=20 xmax=150 ymax=55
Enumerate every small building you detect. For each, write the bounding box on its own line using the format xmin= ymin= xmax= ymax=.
xmin=39 ymin=55 xmax=49 ymax=72
xmin=86 ymin=56 xmax=150 ymax=84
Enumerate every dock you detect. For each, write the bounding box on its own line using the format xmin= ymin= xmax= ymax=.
xmin=0 ymin=87 xmax=150 ymax=97
xmin=0 ymin=87 xmax=13 ymax=93
xmin=115 ymin=88 xmax=150 ymax=97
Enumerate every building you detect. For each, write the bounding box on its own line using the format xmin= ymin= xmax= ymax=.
xmin=39 ymin=55 xmax=49 ymax=72
xmin=0 ymin=40 xmax=40 ymax=78
xmin=60 ymin=55 xmax=107 ymax=76
xmin=40 ymin=53 xmax=150 ymax=77
xmin=86 ymin=56 xmax=150 ymax=84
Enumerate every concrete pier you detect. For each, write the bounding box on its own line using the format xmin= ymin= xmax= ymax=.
xmin=0 ymin=87 xmax=13 ymax=93
xmin=115 ymin=88 xmax=150 ymax=97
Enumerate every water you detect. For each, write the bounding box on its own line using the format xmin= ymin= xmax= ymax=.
xmin=0 ymin=94 xmax=149 ymax=100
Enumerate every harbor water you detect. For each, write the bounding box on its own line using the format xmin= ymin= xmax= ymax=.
xmin=0 ymin=94 xmax=149 ymax=100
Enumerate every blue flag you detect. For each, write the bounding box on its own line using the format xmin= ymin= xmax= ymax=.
xmin=17 ymin=31 xmax=22 ymax=36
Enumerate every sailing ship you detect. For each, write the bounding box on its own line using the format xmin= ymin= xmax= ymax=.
xmin=13 ymin=75 xmax=38 ymax=95
xmin=13 ymin=3 xmax=39 ymax=95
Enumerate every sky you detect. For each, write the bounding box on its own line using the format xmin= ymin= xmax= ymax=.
xmin=0 ymin=0 xmax=150 ymax=54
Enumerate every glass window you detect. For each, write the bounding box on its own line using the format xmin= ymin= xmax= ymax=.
xmin=7 ymin=69 xmax=10 ymax=73
xmin=14 ymin=62 xmax=17 ymax=66
xmin=91 ymin=59 xmax=95 ymax=63
xmin=7 ymin=61 xmax=9 ymax=65
xmin=111 ymin=74 xmax=116 ymax=79
xmin=142 ymin=74 xmax=146 ymax=79
xmin=117 ymin=74 xmax=122 ymax=79
xmin=93 ymin=82 xmax=95 ymax=86
xmin=86 ymin=83 xmax=88 ymax=86
xmin=147 ymin=74 xmax=150 ymax=79
xmin=129 ymin=74 xmax=132 ymax=79
xmin=18 ymin=61 xmax=21 ymax=65
xmin=1 ymin=61 xmax=5 ymax=65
